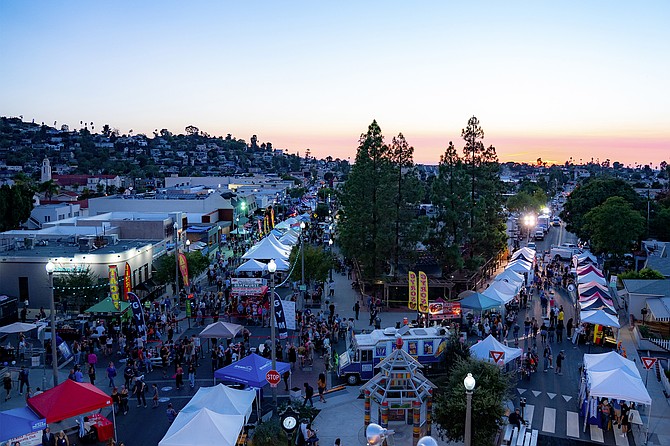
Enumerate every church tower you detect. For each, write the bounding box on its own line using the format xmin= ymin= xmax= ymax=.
xmin=41 ymin=157 xmax=52 ymax=183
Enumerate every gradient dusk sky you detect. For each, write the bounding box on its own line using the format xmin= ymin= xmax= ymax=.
xmin=1 ymin=1 xmax=669 ymax=166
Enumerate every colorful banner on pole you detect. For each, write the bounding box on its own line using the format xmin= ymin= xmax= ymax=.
xmin=408 ymin=271 xmax=418 ymax=311
xmin=128 ymin=292 xmax=147 ymax=336
xmin=418 ymin=271 xmax=429 ymax=313
xmin=124 ymin=262 xmax=132 ymax=301
xmin=108 ymin=265 xmax=120 ymax=310
xmin=178 ymin=252 xmax=189 ymax=288
xmin=270 ymin=207 xmax=275 ymax=228
xmin=272 ymin=290 xmax=289 ymax=339
xmin=258 ymin=218 xmax=263 ymax=235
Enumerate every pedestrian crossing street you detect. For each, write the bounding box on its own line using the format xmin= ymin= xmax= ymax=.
xmin=517 ymin=388 xmax=631 ymax=445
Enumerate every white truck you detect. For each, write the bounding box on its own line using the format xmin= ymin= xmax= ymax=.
xmin=537 ymin=215 xmax=551 ymax=233
xmin=550 ymin=244 xmax=581 ymax=261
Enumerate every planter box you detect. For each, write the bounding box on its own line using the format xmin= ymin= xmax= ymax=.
xmin=290 ymin=387 xmax=302 ymax=401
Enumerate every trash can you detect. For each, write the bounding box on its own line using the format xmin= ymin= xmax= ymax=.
xmin=290 ymin=387 xmax=302 ymax=402
xmin=31 ymin=354 xmax=41 ymax=367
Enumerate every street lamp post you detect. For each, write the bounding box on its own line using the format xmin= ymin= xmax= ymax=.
xmin=328 ymin=239 xmax=334 ymax=282
xmin=268 ymin=259 xmax=278 ymax=414
xmin=464 ymin=372 xmax=476 ymax=446
xmin=300 ymin=221 xmax=306 ymax=306
xmin=45 ymin=261 xmax=59 ymax=387
xmin=173 ymin=222 xmax=180 ymax=304
xmin=185 ymin=239 xmax=191 ymax=253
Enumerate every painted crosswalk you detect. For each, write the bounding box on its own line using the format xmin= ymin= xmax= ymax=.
xmin=542 ymin=407 xmax=556 ymax=433
xmin=613 ymin=425 xmax=630 ymax=446
xmin=590 ymin=424 xmax=604 ymax=443
xmin=566 ymin=411 xmax=580 ymax=438
xmin=515 ymin=388 xmax=573 ymax=403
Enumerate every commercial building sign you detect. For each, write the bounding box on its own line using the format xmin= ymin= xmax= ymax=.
xmin=109 ymin=265 xmax=120 ymax=310
xmin=124 ymin=262 xmax=132 ymax=301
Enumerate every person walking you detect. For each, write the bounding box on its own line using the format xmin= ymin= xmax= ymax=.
xmin=106 ymin=362 xmax=117 ymax=388
xmin=543 ymin=345 xmax=552 ymax=372
xmin=119 ymin=385 xmax=129 ymax=415
xmin=42 ymin=427 xmax=56 ymax=446
xmin=353 ymin=302 xmax=360 ymax=320
xmin=555 ymin=350 xmax=565 ymax=375
xmin=87 ymin=364 xmax=96 ymax=384
xmin=111 ymin=388 xmax=120 ymax=415
xmin=317 ymin=373 xmax=327 ymax=403
xmin=133 ymin=377 xmax=147 ymax=408
xmin=175 ymin=364 xmax=184 ymax=389
xmin=3 ymin=372 xmax=12 ymax=401
xmin=187 ymin=363 xmax=196 ymax=388
xmin=166 ymin=403 xmax=178 ymax=424
xmin=303 ymin=382 xmax=314 ymax=407
xmin=18 ymin=366 xmax=29 ymax=395
xmin=151 ymin=383 xmax=160 ymax=408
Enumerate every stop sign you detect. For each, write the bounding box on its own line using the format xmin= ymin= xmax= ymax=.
xmin=266 ymin=369 xmax=281 ymax=387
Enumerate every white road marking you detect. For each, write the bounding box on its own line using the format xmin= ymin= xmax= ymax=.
xmin=590 ymin=424 xmax=604 ymax=443
xmin=566 ymin=411 xmax=580 ymax=438
xmin=542 ymin=407 xmax=556 ymax=433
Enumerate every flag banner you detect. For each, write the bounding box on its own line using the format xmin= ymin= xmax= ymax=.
xmin=272 ymin=291 xmax=289 ymax=339
xmin=418 ymin=271 xmax=429 ymax=313
xmin=282 ymin=299 xmax=296 ymax=330
xmin=128 ymin=292 xmax=147 ymax=336
xmin=408 ymin=271 xmax=418 ymax=311
xmin=258 ymin=218 xmax=263 ymax=235
xmin=124 ymin=262 xmax=132 ymax=301
xmin=264 ymin=215 xmax=269 ymax=234
xmin=108 ymin=265 xmax=120 ymax=310
xmin=271 ymin=207 xmax=275 ymax=228
xmin=178 ymin=252 xmax=189 ymax=287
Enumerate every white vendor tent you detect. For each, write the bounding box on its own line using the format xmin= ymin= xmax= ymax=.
xmin=587 ymin=369 xmax=651 ymax=405
xmin=267 ymin=233 xmax=291 ymax=251
xmin=578 ymin=272 xmax=607 ymax=285
xmin=583 ymin=352 xmax=640 ymax=378
xmin=505 ymin=259 xmax=532 ymax=274
xmin=580 ymin=309 xmax=620 ymax=328
xmin=494 ymin=269 xmax=525 ymax=287
xmin=279 ymin=233 xmax=299 ymax=246
xmin=578 ymin=281 xmax=608 ymax=294
xmin=576 ymin=265 xmax=604 ymax=277
xmin=181 ymin=384 xmax=255 ymax=421
xmin=512 ymin=247 xmax=535 ymax=261
xmin=490 ymin=279 xmax=520 ymax=295
xmin=242 ymin=237 xmax=290 ymax=260
xmin=470 ymin=334 xmax=522 ymax=364
xmin=235 ymin=259 xmax=269 ymax=274
xmin=482 ymin=285 xmax=515 ymax=305
xmin=0 ymin=322 xmax=38 ymax=334
xmin=275 ymin=258 xmax=291 ymax=272
xmin=199 ymin=322 xmax=244 ymax=339
xmin=159 ymin=409 xmax=245 ymax=446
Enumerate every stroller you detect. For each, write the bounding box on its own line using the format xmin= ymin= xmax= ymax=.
xmin=520 ymin=352 xmax=538 ymax=381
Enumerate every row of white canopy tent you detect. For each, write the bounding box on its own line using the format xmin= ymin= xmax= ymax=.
xmin=236 ymin=219 xmax=307 ymax=273
xmin=159 ymin=384 xmax=256 ymax=446
xmin=480 ymin=247 xmax=533 ymax=306
xmin=574 ymin=254 xmax=620 ymax=328
xmin=580 ymin=351 xmax=652 ymax=434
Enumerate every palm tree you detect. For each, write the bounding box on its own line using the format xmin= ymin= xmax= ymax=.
xmin=38 ymin=179 xmax=60 ymax=201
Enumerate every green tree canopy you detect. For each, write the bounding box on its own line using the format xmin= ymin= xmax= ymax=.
xmin=287 ymin=243 xmax=333 ymax=285
xmin=619 ymin=268 xmax=665 ymax=280
xmin=584 ymin=196 xmax=645 ymax=256
xmin=153 ymin=250 xmax=211 ymax=286
xmin=561 ymin=178 xmax=642 ymax=241
xmin=434 ymin=357 xmax=511 ymax=446
xmin=53 ymin=266 xmax=107 ymax=310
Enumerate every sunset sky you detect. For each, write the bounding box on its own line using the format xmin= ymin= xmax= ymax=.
xmin=1 ymin=1 xmax=668 ymax=166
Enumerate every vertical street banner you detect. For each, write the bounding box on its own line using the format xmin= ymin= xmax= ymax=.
xmin=258 ymin=218 xmax=263 ymax=235
xmin=108 ymin=265 xmax=120 ymax=310
xmin=272 ymin=290 xmax=289 ymax=339
xmin=408 ymin=271 xmax=418 ymax=311
xmin=128 ymin=292 xmax=147 ymax=336
xmin=418 ymin=271 xmax=429 ymax=313
xmin=124 ymin=262 xmax=132 ymax=301
xmin=178 ymin=252 xmax=190 ymax=288
xmin=270 ymin=207 xmax=275 ymax=228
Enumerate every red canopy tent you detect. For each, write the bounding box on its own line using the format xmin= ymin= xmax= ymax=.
xmin=28 ymin=380 xmax=112 ymax=423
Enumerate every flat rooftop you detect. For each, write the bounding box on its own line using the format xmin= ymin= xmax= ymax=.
xmin=0 ymin=239 xmax=161 ymax=259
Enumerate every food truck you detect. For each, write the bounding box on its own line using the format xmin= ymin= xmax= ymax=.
xmin=338 ymin=326 xmax=449 ymax=384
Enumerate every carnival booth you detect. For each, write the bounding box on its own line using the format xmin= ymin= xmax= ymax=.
xmin=0 ymin=406 xmax=46 ymax=444
xmin=469 ymin=334 xmax=522 ymax=366
xmin=181 ymin=384 xmax=255 ymax=421
xmin=214 ymin=354 xmax=291 ymax=421
xmin=28 ymin=379 xmax=115 ymax=443
xmin=580 ymin=351 xmax=651 ymax=437
xmin=495 ymin=269 xmax=525 ymax=287
xmin=159 ymin=409 xmax=245 ymax=446
xmin=235 ymin=259 xmax=269 ymax=274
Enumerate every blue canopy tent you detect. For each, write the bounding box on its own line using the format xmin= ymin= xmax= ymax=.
xmin=214 ymin=353 xmax=290 ymax=387
xmin=0 ymin=406 xmax=47 ymax=442
xmin=459 ymin=292 xmax=502 ymax=311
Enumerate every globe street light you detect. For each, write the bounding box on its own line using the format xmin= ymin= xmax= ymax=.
xmin=328 ymin=239 xmax=334 ymax=282
xmin=45 ymin=261 xmax=58 ymax=386
xmin=365 ymin=423 xmax=394 ymax=446
xmin=267 ymin=258 xmax=278 ymax=414
xmin=464 ymin=372 xmax=476 ymax=446
xmin=417 ymin=437 xmax=439 ymax=446
xmin=185 ymin=239 xmax=191 ymax=253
